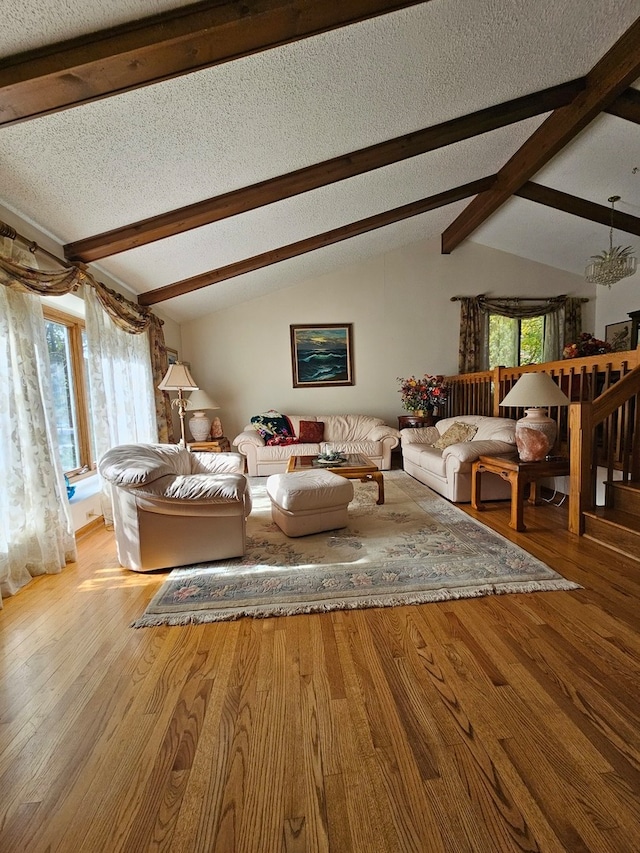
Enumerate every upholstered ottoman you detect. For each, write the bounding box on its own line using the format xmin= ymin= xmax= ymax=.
xmin=266 ymin=470 xmax=354 ymax=537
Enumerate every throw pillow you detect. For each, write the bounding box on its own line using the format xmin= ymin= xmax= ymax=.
xmin=433 ymin=422 xmax=478 ymax=450
xmin=298 ymin=420 xmax=325 ymax=443
xmin=250 ymin=410 xmax=293 ymax=440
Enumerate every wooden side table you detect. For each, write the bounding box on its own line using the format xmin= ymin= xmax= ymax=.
xmin=471 ymin=454 xmax=570 ymax=532
xmin=398 ymin=414 xmax=435 ymax=430
xmin=188 ymin=437 xmax=231 ymax=452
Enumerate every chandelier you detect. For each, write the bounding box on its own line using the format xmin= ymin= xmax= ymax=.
xmin=585 ymin=195 xmax=637 ymax=287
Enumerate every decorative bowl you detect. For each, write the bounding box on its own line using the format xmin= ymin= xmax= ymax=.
xmin=316 ymin=453 xmax=346 ymax=465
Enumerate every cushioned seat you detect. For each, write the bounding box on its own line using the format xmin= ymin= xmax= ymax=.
xmin=266 ymin=470 xmax=354 ymax=537
xmin=99 ymin=443 xmax=252 ymax=571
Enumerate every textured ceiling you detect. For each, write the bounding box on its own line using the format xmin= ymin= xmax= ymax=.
xmin=0 ymin=0 xmax=639 ymax=323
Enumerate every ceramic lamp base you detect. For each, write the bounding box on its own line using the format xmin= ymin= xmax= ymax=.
xmin=189 ymin=412 xmax=212 ymax=441
xmin=515 ymin=408 xmax=556 ymax=462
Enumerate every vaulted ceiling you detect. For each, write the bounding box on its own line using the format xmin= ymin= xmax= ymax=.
xmin=1 ymin=0 xmax=639 ymax=323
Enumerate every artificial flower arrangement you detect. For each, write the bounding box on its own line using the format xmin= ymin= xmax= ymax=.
xmin=562 ymin=332 xmax=612 ymax=359
xmin=397 ymin=374 xmax=448 ymax=412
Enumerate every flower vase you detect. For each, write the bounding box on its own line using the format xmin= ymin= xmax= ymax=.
xmin=414 ymin=409 xmax=425 ymax=417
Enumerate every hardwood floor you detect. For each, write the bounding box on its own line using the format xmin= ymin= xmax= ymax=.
xmin=1 ymin=494 xmax=639 ymax=852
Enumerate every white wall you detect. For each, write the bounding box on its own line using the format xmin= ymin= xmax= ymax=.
xmin=181 ymin=237 xmax=593 ymax=442
xmin=594 ymin=270 xmax=640 ymax=343
xmin=67 ymin=475 xmax=103 ymax=532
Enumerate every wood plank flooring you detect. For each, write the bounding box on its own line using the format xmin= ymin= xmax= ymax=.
xmin=0 ymin=492 xmax=639 ymax=852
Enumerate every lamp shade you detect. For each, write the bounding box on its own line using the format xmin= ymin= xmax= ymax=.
xmin=499 ymin=372 xmax=570 ymax=462
xmin=499 ymin=372 xmax=570 ymax=409
xmin=158 ymin=362 xmax=199 ymax=391
xmin=186 ymin=389 xmax=220 ymax=411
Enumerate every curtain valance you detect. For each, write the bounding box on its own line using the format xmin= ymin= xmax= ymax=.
xmin=0 ymin=254 xmax=91 ymax=296
xmin=0 ymin=254 xmax=153 ymax=334
xmin=472 ymin=295 xmax=569 ymax=320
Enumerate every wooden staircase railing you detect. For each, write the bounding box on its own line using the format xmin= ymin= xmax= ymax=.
xmin=568 ymin=365 xmax=640 ymax=533
xmin=443 ymin=348 xmax=640 ymax=536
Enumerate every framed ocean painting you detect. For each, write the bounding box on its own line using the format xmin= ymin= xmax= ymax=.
xmin=290 ymin=324 xmax=354 ymax=387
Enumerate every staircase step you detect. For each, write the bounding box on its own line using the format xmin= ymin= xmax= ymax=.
xmin=583 ymin=507 xmax=640 ymax=562
xmin=605 ymin=480 xmax=640 ymax=518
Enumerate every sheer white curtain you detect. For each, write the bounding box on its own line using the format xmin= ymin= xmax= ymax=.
xmin=0 ymin=244 xmax=76 ymax=606
xmin=84 ymin=287 xmax=157 ymax=523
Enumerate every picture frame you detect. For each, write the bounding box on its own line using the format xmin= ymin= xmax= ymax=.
xmin=629 ymin=309 xmax=640 ymax=350
xmin=605 ymin=320 xmax=632 ymax=352
xmin=290 ymin=323 xmax=354 ymax=388
xmin=166 ymin=347 xmax=179 ymax=365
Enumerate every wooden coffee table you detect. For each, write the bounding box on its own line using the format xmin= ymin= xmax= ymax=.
xmin=286 ymin=453 xmax=385 ymax=505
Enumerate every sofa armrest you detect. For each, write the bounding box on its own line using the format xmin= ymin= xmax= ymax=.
xmin=99 ymin=444 xmax=177 ymax=487
xmin=233 ymin=430 xmax=264 ymax=476
xmin=400 ymin=426 xmax=440 ymax=446
xmin=233 ymin=429 xmax=265 ymax=448
xmin=369 ymin=425 xmax=401 ymax=445
xmin=442 ymin=440 xmax=515 ymax=463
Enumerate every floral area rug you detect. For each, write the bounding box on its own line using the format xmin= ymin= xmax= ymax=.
xmin=133 ymin=471 xmax=580 ymax=626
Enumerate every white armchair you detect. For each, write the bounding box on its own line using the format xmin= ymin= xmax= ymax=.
xmin=99 ymin=443 xmax=252 ymax=572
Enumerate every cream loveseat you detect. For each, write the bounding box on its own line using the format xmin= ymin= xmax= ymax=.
xmin=401 ymin=415 xmax=517 ymax=503
xmin=99 ymin=443 xmax=252 ymax=572
xmin=234 ymin=413 xmax=401 ymax=476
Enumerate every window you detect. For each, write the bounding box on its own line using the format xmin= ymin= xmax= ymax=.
xmin=43 ymin=307 xmax=95 ymax=475
xmin=488 ymin=314 xmax=543 ymax=368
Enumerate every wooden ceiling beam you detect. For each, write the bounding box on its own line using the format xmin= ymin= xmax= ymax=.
xmin=605 ymin=87 xmax=640 ymax=124
xmin=65 ymin=79 xmax=583 ymax=263
xmin=516 ymin=182 xmax=640 ymax=236
xmin=0 ymin=0 xmax=430 ymax=128
xmin=441 ymin=18 xmax=640 ymax=254
xmin=138 ymin=175 xmax=496 ymax=305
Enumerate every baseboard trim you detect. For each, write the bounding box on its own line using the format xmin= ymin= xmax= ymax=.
xmin=75 ymin=516 xmax=104 ymax=539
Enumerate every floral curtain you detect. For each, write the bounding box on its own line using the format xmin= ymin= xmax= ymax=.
xmin=0 ymin=242 xmax=76 ymax=606
xmin=0 ymin=253 xmax=91 ymax=294
xmin=149 ymin=315 xmax=174 ymax=444
xmin=457 ymin=297 xmax=488 ymax=373
xmin=85 ymin=287 xmax=158 ymax=524
xmin=457 ymin=295 xmax=584 ymax=373
xmin=563 ymin=297 xmax=583 ymax=350
xmin=0 ymin=235 xmax=172 ymax=595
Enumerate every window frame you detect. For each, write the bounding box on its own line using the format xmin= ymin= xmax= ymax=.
xmin=43 ymin=305 xmax=95 ymax=477
xmin=488 ymin=312 xmax=544 ymax=369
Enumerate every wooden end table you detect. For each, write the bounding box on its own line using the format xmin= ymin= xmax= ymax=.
xmin=286 ymin=453 xmax=385 ymax=505
xmin=471 ymin=454 xmax=570 ymax=532
xmin=398 ymin=414 xmax=435 ymax=430
xmin=188 ymin=437 xmax=231 ymax=452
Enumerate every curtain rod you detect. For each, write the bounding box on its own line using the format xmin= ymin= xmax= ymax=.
xmin=0 ymin=220 xmax=78 ymax=271
xmin=450 ymin=295 xmax=589 ymax=303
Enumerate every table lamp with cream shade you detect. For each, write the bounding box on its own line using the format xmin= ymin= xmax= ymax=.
xmin=158 ymin=362 xmax=199 ymax=448
xmin=186 ymin=389 xmax=220 ymax=442
xmin=499 ymin=372 xmax=570 ymax=462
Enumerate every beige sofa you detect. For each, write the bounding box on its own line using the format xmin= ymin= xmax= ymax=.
xmin=233 ymin=414 xmax=401 ymax=476
xmin=99 ymin=443 xmax=252 ymax=572
xmin=401 ymin=415 xmax=517 ymax=502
